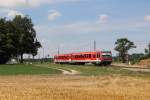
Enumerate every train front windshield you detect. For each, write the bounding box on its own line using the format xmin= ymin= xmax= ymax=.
xmin=102 ymin=55 xmax=112 ymax=58
xmin=101 ymin=52 xmax=112 ymax=58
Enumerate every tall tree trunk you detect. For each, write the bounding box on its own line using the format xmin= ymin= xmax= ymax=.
xmin=121 ymin=53 xmax=126 ymax=63
xmin=20 ymin=53 xmax=23 ymax=63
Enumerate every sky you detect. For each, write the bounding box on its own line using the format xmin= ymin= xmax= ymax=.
xmin=0 ymin=0 xmax=150 ymax=58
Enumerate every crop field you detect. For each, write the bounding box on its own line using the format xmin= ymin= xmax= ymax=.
xmin=0 ymin=64 xmax=150 ymax=100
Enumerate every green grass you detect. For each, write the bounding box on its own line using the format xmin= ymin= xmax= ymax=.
xmin=0 ymin=64 xmax=61 ymax=75
xmin=46 ymin=64 xmax=150 ymax=77
xmin=0 ymin=63 xmax=150 ymax=77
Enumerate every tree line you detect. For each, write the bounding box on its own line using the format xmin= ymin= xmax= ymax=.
xmin=0 ymin=15 xmax=41 ymax=64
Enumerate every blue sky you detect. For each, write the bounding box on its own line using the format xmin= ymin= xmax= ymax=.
xmin=0 ymin=0 xmax=150 ymax=58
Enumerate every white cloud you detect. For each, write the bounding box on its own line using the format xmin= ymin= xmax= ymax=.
xmin=35 ymin=20 xmax=150 ymax=36
xmin=0 ymin=0 xmax=26 ymax=8
xmin=144 ymin=15 xmax=150 ymax=21
xmin=7 ymin=10 xmax=24 ymax=17
xmin=99 ymin=14 xmax=109 ymax=24
xmin=27 ymin=0 xmax=50 ymax=7
xmin=0 ymin=9 xmax=24 ymax=18
xmin=48 ymin=10 xmax=61 ymax=21
xmin=0 ymin=0 xmax=79 ymax=8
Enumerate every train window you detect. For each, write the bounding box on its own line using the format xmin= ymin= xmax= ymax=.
xmin=82 ymin=55 xmax=84 ymax=58
xmin=85 ymin=55 xmax=87 ymax=58
xmin=79 ymin=55 xmax=81 ymax=58
xmin=102 ymin=55 xmax=111 ymax=58
xmin=76 ymin=55 xmax=78 ymax=58
xmin=86 ymin=54 xmax=88 ymax=58
xmin=93 ymin=55 xmax=96 ymax=58
xmin=89 ymin=54 xmax=91 ymax=58
xmin=83 ymin=55 xmax=85 ymax=58
xmin=97 ymin=53 xmax=100 ymax=58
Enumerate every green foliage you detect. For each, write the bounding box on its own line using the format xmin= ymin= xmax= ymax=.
xmin=115 ymin=38 xmax=136 ymax=63
xmin=144 ymin=43 xmax=150 ymax=58
xmin=0 ymin=18 xmax=11 ymax=64
xmin=130 ymin=53 xmax=144 ymax=64
xmin=0 ymin=15 xmax=41 ymax=64
xmin=13 ymin=15 xmax=41 ymax=63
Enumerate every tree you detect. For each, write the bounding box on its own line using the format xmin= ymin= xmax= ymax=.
xmin=13 ymin=15 xmax=41 ymax=63
xmin=0 ymin=18 xmax=10 ymax=64
xmin=144 ymin=43 xmax=150 ymax=58
xmin=115 ymin=38 xmax=136 ymax=63
xmin=0 ymin=15 xmax=41 ymax=64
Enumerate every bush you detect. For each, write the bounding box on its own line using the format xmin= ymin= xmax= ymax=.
xmin=0 ymin=55 xmax=9 ymax=64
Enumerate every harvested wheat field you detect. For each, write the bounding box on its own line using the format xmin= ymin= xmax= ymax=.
xmin=0 ymin=75 xmax=150 ymax=100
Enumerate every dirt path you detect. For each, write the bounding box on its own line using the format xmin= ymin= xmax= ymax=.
xmin=35 ymin=64 xmax=80 ymax=75
xmin=112 ymin=63 xmax=150 ymax=72
xmin=112 ymin=63 xmax=147 ymax=68
xmin=50 ymin=67 xmax=80 ymax=75
xmin=123 ymin=68 xmax=150 ymax=72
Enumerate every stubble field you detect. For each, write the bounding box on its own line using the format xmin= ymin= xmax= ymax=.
xmin=0 ymin=75 xmax=150 ymax=100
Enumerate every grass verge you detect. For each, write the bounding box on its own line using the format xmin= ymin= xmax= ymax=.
xmin=0 ymin=64 xmax=61 ymax=75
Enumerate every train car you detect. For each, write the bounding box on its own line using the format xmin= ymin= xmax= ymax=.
xmin=54 ymin=51 xmax=112 ymax=65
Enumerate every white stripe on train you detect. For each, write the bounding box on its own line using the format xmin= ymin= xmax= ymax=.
xmin=54 ymin=60 xmax=102 ymax=63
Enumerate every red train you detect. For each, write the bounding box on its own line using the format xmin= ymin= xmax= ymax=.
xmin=54 ymin=51 xmax=112 ymax=65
